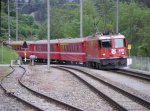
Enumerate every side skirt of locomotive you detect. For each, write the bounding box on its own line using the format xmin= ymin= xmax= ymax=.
xmin=86 ymin=57 xmax=127 ymax=69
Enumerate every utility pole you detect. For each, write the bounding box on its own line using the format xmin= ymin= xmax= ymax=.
xmin=80 ymin=0 xmax=83 ymax=38
xmin=116 ymin=0 xmax=119 ymax=34
xmin=8 ymin=0 xmax=10 ymax=44
xmin=47 ymin=0 xmax=50 ymax=71
xmin=16 ymin=0 xmax=18 ymax=41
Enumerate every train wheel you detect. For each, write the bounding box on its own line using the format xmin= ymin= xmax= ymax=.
xmin=85 ymin=62 xmax=88 ymax=67
xmin=83 ymin=62 xmax=86 ymax=67
xmin=90 ymin=62 xmax=93 ymax=68
xmin=87 ymin=62 xmax=91 ymax=67
xmin=98 ymin=63 xmax=102 ymax=69
xmin=92 ymin=62 xmax=96 ymax=69
xmin=96 ymin=63 xmax=99 ymax=69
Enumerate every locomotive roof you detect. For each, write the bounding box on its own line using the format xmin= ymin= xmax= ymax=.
xmin=99 ymin=34 xmax=125 ymax=40
xmin=86 ymin=34 xmax=125 ymax=40
xmin=59 ymin=38 xmax=85 ymax=43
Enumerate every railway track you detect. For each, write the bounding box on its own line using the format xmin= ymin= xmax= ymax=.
xmin=53 ymin=65 xmax=150 ymax=111
xmin=113 ymin=69 xmax=150 ymax=82
xmin=0 ymin=66 xmax=83 ymax=111
xmin=0 ymin=66 xmax=39 ymax=111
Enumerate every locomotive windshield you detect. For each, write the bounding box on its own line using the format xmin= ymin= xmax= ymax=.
xmin=99 ymin=40 xmax=112 ymax=48
xmin=114 ymin=39 xmax=125 ymax=48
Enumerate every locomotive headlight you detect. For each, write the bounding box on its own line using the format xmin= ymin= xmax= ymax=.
xmin=119 ymin=49 xmax=125 ymax=55
xmin=121 ymin=52 xmax=125 ymax=55
xmin=102 ymin=53 xmax=106 ymax=56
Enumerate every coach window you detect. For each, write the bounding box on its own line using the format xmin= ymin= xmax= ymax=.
xmin=36 ymin=46 xmax=38 ymax=51
xmin=114 ymin=39 xmax=124 ymax=48
xmin=19 ymin=46 xmax=21 ymax=50
xmin=72 ymin=45 xmax=74 ymax=52
xmin=45 ymin=45 xmax=47 ymax=51
xmin=41 ymin=45 xmax=43 ymax=51
xmin=43 ymin=45 xmax=45 ymax=51
xmin=17 ymin=46 xmax=19 ymax=50
xmin=51 ymin=45 xmax=53 ymax=51
xmin=64 ymin=45 xmax=66 ymax=51
xmin=36 ymin=45 xmax=38 ymax=51
xmin=38 ymin=45 xmax=40 ymax=51
xmin=99 ymin=40 xmax=112 ymax=48
xmin=79 ymin=44 xmax=81 ymax=52
xmin=63 ymin=45 xmax=65 ymax=52
xmin=42 ymin=45 xmax=44 ymax=51
xmin=67 ymin=45 xmax=69 ymax=52
xmin=36 ymin=45 xmax=39 ymax=51
xmin=75 ymin=45 xmax=77 ymax=52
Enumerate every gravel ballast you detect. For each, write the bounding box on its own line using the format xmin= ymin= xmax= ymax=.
xmin=0 ymin=66 xmax=35 ymax=111
xmin=22 ymin=65 xmax=115 ymax=111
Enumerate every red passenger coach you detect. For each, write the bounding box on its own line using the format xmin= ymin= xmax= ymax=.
xmin=60 ymin=38 xmax=86 ymax=64
xmin=32 ymin=40 xmax=60 ymax=62
xmin=86 ymin=33 xmax=128 ymax=68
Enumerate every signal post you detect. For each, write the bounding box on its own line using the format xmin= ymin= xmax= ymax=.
xmin=22 ymin=41 xmax=28 ymax=62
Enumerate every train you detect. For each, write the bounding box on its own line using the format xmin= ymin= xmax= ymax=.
xmin=8 ymin=33 xmax=128 ymax=69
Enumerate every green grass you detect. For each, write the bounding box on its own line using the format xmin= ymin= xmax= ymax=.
xmin=0 ymin=46 xmax=18 ymax=64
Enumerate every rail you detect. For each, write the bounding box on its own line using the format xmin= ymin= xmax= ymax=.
xmin=115 ymin=69 xmax=150 ymax=82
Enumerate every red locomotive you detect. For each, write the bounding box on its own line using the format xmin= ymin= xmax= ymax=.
xmin=9 ymin=33 xmax=128 ymax=68
xmin=86 ymin=33 xmax=127 ymax=68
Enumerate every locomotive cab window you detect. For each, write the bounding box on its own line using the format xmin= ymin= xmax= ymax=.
xmin=114 ymin=39 xmax=125 ymax=48
xmin=99 ymin=40 xmax=112 ymax=48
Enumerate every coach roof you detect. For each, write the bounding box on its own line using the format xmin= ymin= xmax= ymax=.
xmin=9 ymin=41 xmax=33 ymax=45
xmin=33 ymin=39 xmax=59 ymax=44
xmin=59 ymin=38 xmax=85 ymax=43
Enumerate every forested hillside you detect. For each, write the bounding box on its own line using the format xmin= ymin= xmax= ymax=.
xmin=0 ymin=0 xmax=150 ymax=56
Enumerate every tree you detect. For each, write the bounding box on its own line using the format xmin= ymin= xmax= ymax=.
xmin=119 ymin=2 xmax=150 ymax=56
xmin=94 ymin=0 xmax=116 ymax=32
